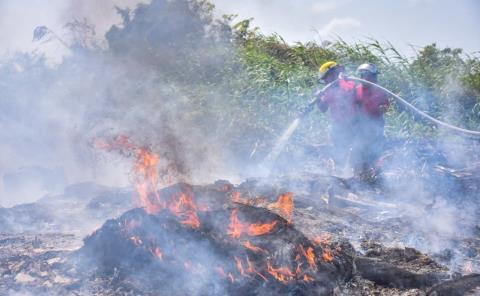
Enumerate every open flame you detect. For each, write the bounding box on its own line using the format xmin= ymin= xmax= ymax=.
xmin=233 ymin=255 xmax=269 ymax=282
xmin=266 ymin=261 xmax=296 ymax=284
xmin=167 ymin=192 xmax=200 ymax=229
xmin=268 ymin=192 xmax=294 ymax=223
xmin=313 ymin=232 xmax=335 ymax=263
xmin=134 ymin=147 xmax=163 ymax=214
xmin=95 ymin=135 xmax=164 ymax=214
xmin=228 ymin=209 xmax=277 ymax=238
xmin=322 ymin=249 xmax=334 ymax=262
xmin=246 ymin=256 xmax=255 ymax=274
xmin=97 ymin=136 xmax=203 ymax=228
xmin=297 ymin=245 xmax=317 ymax=269
xmin=99 ymin=136 xmax=333 ymax=289
xmin=303 ymin=274 xmax=313 ymax=282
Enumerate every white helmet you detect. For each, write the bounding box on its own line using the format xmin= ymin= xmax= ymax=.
xmin=357 ymin=63 xmax=378 ymax=75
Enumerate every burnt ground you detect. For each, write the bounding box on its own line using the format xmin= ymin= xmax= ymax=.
xmin=1 ymin=141 xmax=480 ymax=295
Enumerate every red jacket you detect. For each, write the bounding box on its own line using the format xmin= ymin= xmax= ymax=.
xmin=355 ymin=84 xmax=390 ymax=118
xmin=318 ymin=79 xmax=356 ymax=124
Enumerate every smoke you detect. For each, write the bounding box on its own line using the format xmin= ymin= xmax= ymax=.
xmin=0 ymin=0 xmax=148 ymax=61
xmin=0 ymin=0 xmax=477 ymax=279
xmin=0 ymin=0 xmax=240 ymax=206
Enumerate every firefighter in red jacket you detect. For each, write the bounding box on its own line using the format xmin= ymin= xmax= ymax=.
xmin=315 ymin=61 xmax=357 ymax=172
xmin=353 ymin=63 xmax=390 ymax=180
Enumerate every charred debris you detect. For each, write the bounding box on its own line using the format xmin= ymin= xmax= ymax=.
xmin=1 ymin=137 xmax=480 ymax=295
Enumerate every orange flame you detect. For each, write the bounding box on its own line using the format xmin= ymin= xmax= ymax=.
xmin=167 ymin=192 xmax=200 ymax=229
xmin=228 ymin=209 xmax=278 ymax=238
xmin=96 ymin=136 xmax=164 ymax=214
xmin=303 ymin=274 xmax=313 ymax=282
xmin=134 ymin=147 xmax=164 ymax=214
xmin=295 ymin=262 xmax=302 ymax=275
xmin=242 ymin=241 xmax=268 ymax=254
xmin=246 ymin=256 xmax=255 ymax=274
xmin=298 ymin=245 xmax=316 ymax=269
xmin=305 ymin=247 xmax=316 ymax=269
xmin=227 ymin=209 xmax=243 ymax=238
xmin=322 ymin=249 xmax=334 ymax=262
xmin=269 ymin=193 xmax=294 ymax=223
xmin=247 ymin=221 xmax=278 ymax=236
xmin=266 ymin=261 xmax=295 ymax=284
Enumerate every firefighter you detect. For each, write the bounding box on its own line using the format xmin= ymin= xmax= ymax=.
xmin=353 ymin=63 xmax=390 ymax=180
xmin=315 ymin=61 xmax=357 ymax=173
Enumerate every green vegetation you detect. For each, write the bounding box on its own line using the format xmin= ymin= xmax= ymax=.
xmin=2 ymin=0 xmax=480 ymax=164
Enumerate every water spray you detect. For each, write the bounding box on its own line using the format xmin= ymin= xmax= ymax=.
xmin=261 ymin=79 xmax=339 ymax=169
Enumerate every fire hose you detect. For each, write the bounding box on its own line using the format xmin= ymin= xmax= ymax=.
xmin=302 ymin=76 xmax=480 ymax=137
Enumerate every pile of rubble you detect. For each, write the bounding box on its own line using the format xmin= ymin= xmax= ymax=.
xmin=0 ymin=175 xmax=478 ymax=295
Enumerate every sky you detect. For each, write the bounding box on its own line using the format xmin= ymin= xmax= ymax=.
xmin=212 ymin=0 xmax=480 ymax=57
xmin=0 ymin=0 xmax=479 ymax=60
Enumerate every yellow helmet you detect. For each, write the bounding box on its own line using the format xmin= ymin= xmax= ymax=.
xmin=318 ymin=61 xmax=338 ymax=79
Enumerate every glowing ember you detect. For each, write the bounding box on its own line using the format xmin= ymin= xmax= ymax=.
xmin=231 ymin=191 xmax=267 ymax=206
xmin=256 ymin=272 xmax=268 ymax=282
xmin=313 ymin=232 xmax=332 ymax=245
xmin=305 ymin=247 xmax=316 ymax=269
xmin=234 ymin=256 xmax=246 ymax=276
xmin=266 ymin=261 xmax=295 ymax=283
xmin=228 ymin=273 xmax=235 ymax=283
xmin=303 ymin=274 xmax=313 ymax=282
xmin=268 ymin=192 xmax=294 ymax=223
xmin=246 ymin=256 xmax=255 ymax=274
xmin=295 ymin=262 xmax=302 ymax=275
xmin=242 ymin=241 xmax=268 ymax=254
xmin=322 ymin=249 xmax=334 ymax=262
xmin=129 ymin=236 xmax=143 ymax=246
xmin=151 ymin=247 xmax=163 ymax=260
